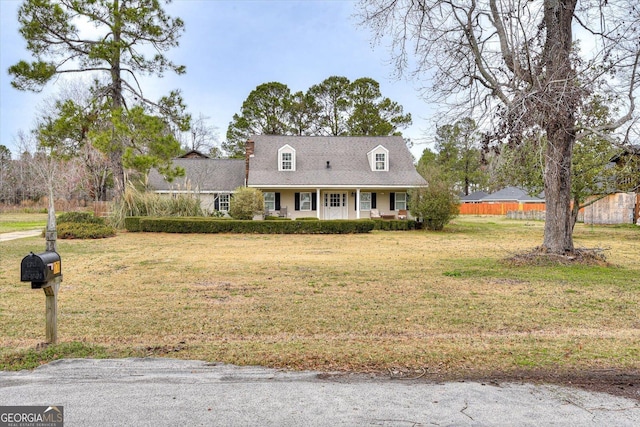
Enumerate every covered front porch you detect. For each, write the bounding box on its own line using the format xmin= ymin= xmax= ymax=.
xmin=261 ymin=188 xmax=409 ymax=220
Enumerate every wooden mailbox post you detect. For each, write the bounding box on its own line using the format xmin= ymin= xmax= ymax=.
xmin=44 ymin=206 xmax=61 ymax=344
xmin=20 ymin=206 xmax=61 ymax=344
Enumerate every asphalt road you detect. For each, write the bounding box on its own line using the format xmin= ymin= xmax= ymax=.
xmin=1 ymin=358 xmax=639 ymax=426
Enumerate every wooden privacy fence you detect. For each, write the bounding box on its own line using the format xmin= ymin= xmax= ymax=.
xmin=459 ymin=202 xmax=546 ymax=215
xmin=93 ymin=201 xmax=111 ymax=218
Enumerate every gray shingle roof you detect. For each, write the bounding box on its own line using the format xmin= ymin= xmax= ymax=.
xmin=247 ymin=135 xmax=427 ymax=188
xmin=460 ymin=191 xmax=490 ymax=201
xmin=482 ymin=186 xmax=544 ymax=202
xmin=148 ymin=158 xmax=245 ymax=192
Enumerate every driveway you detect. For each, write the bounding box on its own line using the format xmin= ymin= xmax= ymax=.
xmin=0 ymin=229 xmax=42 ymax=242
xmin=1 ymin=358 xmax=639 ymax=426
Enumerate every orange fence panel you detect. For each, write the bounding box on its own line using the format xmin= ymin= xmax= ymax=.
xmin=459 ymin=202 xmax=546 ymax=215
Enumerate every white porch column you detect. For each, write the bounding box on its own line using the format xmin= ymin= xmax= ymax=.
xmin=316 ymin=188 xmax=321 ymax=219
xmin=356 ymin=189 xmax=360 ymax=219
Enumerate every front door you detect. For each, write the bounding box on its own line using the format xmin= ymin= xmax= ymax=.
xmin=324 ymin=192 xmax=347 ymax=220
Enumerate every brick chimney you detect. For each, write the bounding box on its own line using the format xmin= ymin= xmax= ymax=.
xmin=245 ymin=139 xmax=255 ymax=184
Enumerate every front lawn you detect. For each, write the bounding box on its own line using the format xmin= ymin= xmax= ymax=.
xmin=1 ymin=216 xmax=638 ymax=378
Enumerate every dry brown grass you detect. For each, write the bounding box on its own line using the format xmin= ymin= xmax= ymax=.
xmin=1 ymin=216 xmax=639 ymax=378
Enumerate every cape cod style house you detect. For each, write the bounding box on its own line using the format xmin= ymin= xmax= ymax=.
xmin=246 ymin=135 xmax=426 ymax=219
xmin=149 ymin=136 xmax=427 ymax=219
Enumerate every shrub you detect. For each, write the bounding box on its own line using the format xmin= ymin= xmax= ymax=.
xmin=57 ymin=222 xmax=117 ymax=239
xmin=125 ymin=217 xmax=375 ymax=234
xmin=409 ymin=185 xmax=459 ymax=231
xmin=372 ymin=219 xmax=418 ymax=231
xmin=54 ymin=211 xmax=116 ymax=239
xmin=228 ymin=187 xmax=264 ymax=220
xmin=57 ymin=211 xmax=103 ymax=224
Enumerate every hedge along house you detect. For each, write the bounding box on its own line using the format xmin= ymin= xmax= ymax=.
xmin=147 ymin=151 xmax=246 ymax=213
xmin=245 ymin=135 xmax=427 ymax=220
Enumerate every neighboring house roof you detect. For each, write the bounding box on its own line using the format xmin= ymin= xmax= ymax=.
xmin=247 ymin=135 xmax=427 ymax=188
xmin=482 ymin=186 xmax=544 ymax=202
xmin=180 ymin=150 xmax=210 ymax=159
xmin=148 ymin=158 xmax=245 ymax=193
xmin=460 ymin=191 xmax=489 ymax=202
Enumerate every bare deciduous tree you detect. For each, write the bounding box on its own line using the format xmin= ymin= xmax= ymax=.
xmin=358 ymin=0 xmax=639 ymax=254
xmin=181 ymin=113 xmax=221 ymax=157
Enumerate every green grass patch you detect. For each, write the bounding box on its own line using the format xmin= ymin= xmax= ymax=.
xmin=0 ymin=213 xmax=47 ymax=233
xmin=0 ymin=342 xmax=113 ymax=371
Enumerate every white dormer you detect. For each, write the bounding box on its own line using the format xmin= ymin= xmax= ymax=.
xmin=278 ymin=144 xmax=296 ymax=171
xmin=367 ymin=145 xmax=389 ymax=171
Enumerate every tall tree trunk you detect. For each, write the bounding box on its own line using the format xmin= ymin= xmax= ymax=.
xmin=541 ymin=0 xmax=578 ymax=254
xmin=542 ymin=127 xmax=574 ymax=253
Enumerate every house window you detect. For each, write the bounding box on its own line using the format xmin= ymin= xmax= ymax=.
xmin=360 ymin=192 xmax=372 ymax=211
xmin=282 ymin=152 xmax=292 ymax=170
xmin=278 ymin=145 xmax=296 ymax=171
xmin=264 ymin=192 xmax=275 ymax=211
xmin=394 ymin=192 xmax=407 ymax=210
xmin=219 ymin=194 xmax=230 ymax=211
xmin=300 ymin=192 xmax=312 ymax=211
xmin=327 ymin=193 xmax=341 ymax=207
xmin=375 ymin=153 xmax=386 ymax=170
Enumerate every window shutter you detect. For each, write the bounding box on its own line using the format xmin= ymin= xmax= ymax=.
xmin=390 ymin=192 xmax=395 ymax=211
xmin=275 ymin=193 xmax=281 ymax=211
xmin=372 ymin=192 xmax=377 ymax=209
xmin=312 ymin=193 xmax=317 ymax=211
xmin=214 ymin=195 xmax=219 ymax=211
xmin=294 ymin=193 xmax=300 ymax=211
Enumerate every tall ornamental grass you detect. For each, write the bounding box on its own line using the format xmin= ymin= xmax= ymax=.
xmin=110 ymin=183 xmax=203 ymax=228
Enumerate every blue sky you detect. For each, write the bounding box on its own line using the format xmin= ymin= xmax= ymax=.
xmin=0 ymin=0 xmax=434 ymax=159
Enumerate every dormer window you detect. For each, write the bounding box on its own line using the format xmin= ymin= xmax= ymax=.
xmin=278 ymin=145 xmax=296 ymax=171
xmin=282 ymin=152 xmax=292 ymax=170
xmin=368 ymin=145 xmax=389 ymax=171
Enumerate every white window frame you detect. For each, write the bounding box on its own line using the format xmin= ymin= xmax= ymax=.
xmin=367 ymin=145 xmax=389 ymax=171
xmin=394 ymin=192 xmax=407 ymax=210
xmin=264 ymin=192 xmax=275 ymax=211
xmin=278 ymin=145 xmax=296 ymax=171
xmin=281 ymin=152 xmax=292 ymax=170
xmin=360 ymin=192 xmax=372 ymax=211
xmin=300 ymin=192 xmax=312 ymax=211
xmin=219 ymin=193 xmax=230 ymax=212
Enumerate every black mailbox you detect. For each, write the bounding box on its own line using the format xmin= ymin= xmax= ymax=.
xmin=21 ymin=251 xmax=62 ymax=289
